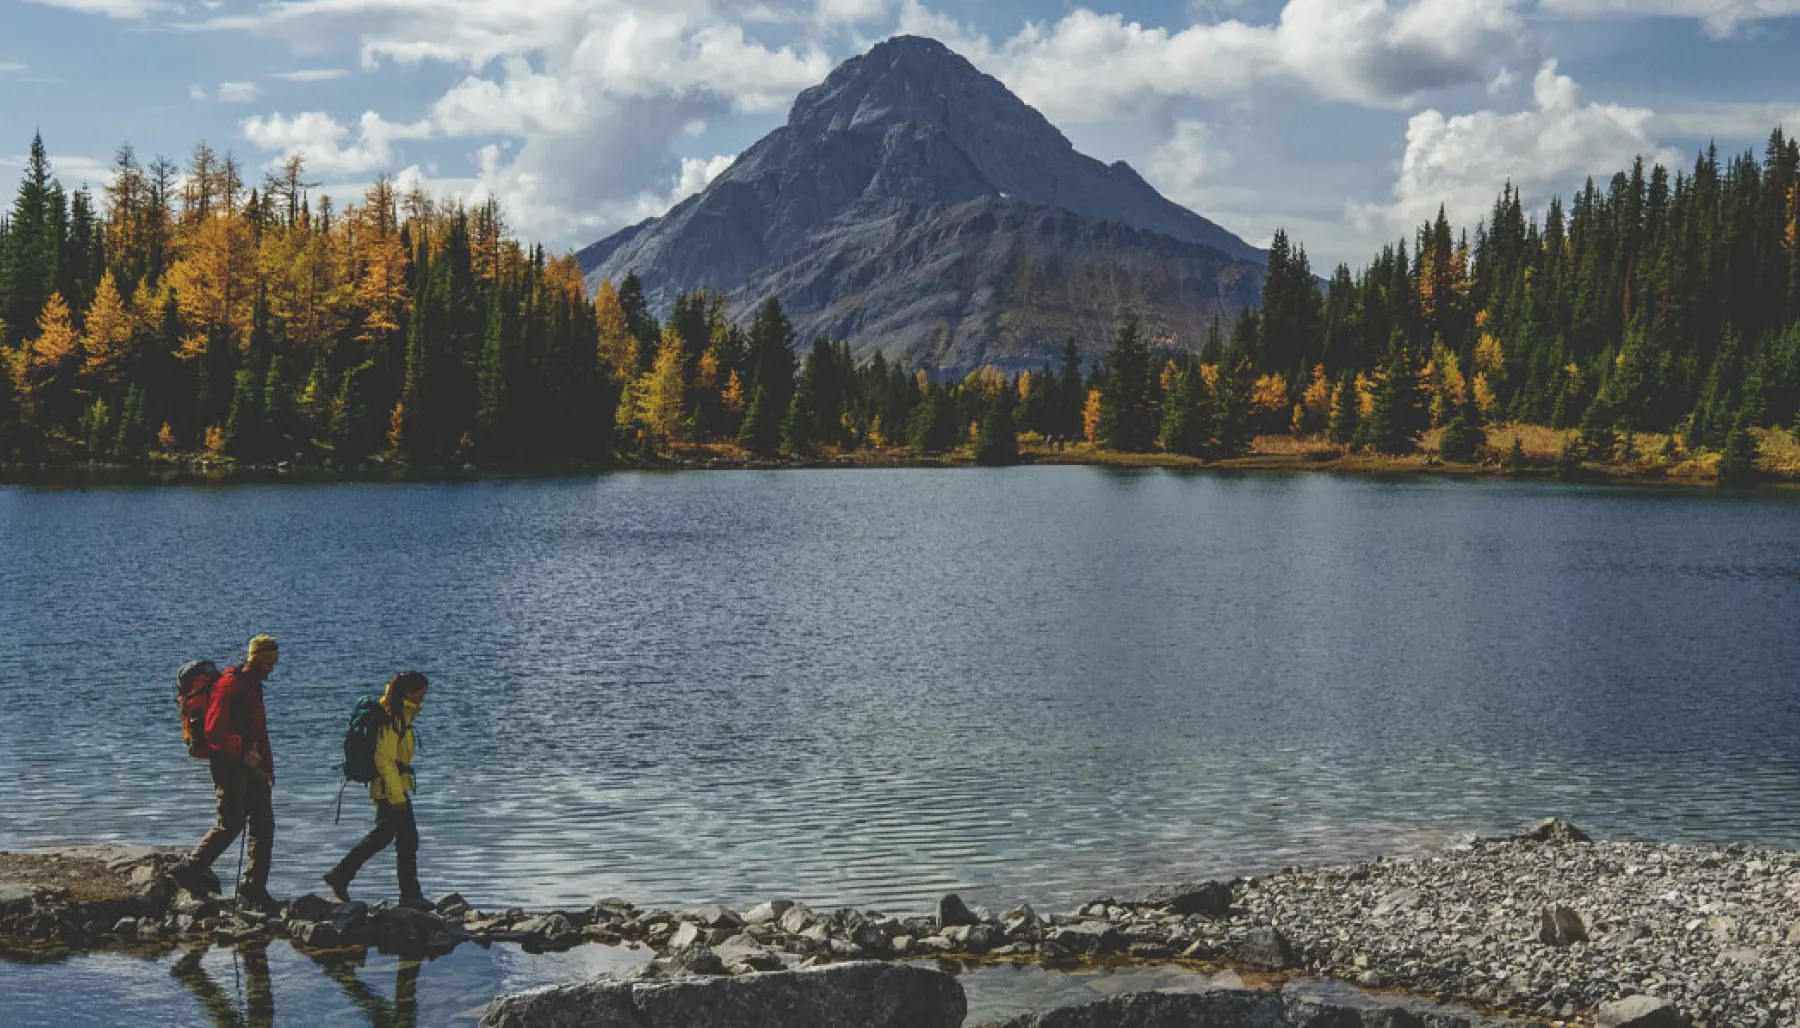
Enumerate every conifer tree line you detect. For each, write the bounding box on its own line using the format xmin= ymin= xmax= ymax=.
xmin=2 ymin=129 xmax=1798 ymax=473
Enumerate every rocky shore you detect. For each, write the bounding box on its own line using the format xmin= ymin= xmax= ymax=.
xmin=3 ymin=821 xmax=1788 ymax=1026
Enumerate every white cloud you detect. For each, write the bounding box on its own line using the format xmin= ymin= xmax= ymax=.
xmin=0 ymin=63 xmax=27 ymax=74
xmin=1351 ymin=60 xmax=1682 ymax=233
xmin=19 ymin=0 xmax=165 ymax=17
xmin=271 ymin=69 xmax=351 ymax=82
xmin=189 ymin=83 xmax=208 ymax=101
xmin=241 ymin=110 xmax=432 ymax=176
xmin=218 ymin=0 xmax=830 ymax=247
xmin=815 ymin=0 xmax=893 ymax=25
xmin=217 ymin=81 xmax=262 ymax=104
xmin=1538 ymin=0 xmax=1800 ymax=38
xmin=1144 ymin=120 xmax=1235 ymax=209
xmin=897 ymin=0 xmax=1529 ymax=121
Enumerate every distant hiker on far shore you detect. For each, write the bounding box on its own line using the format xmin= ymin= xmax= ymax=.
xmin=170 ymin=635 xmax=282 ymax=914
xmin=325 ymin=672 xmax=433 ymax=911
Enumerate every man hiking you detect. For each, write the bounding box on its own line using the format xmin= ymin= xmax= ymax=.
xmin=324 ymin=672 xmax=433 ymax=911
xmin=170 ymin=634 xmax=282 ymax=913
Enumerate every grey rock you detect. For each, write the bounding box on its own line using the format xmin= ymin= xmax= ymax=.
xmin=1537 ymin=906 xmax=1588 ymax=947
xmin=973 ymin=990 xmax=1451 ymax=1028
xmin=936 ymin=893 xmax=980 ymax=930
xmin=518 ymin=913 xmax=579 ymax=949
xmin=778 ymin=903 xmax=815 ymax=934
xmin=1137 ymin=881 xmax=1233 ymax=916
xmin=666 ymin=922 xmax=702 ymax=951
xmin=713 ymin=935 xmax=784 ymax=973
xmin=742 ymin=900 xmax=793 ymax=925
xmin=291 ymin=920 xmax=342 ymax=948
xmin=1045 ymin=921 xmax=1125 ymax=956
xmin=578 ymin=36 xmax=1265 ymax=377
xmin=286 ymin=893 xmax=336 ymax=923
xmin=1230 ymin=926 xmax=1297 ymax=970
xmin=1595 ymin=996 xmax=1690 ymax=1028
xmin=1519 ymin=818 xmax=1592 ymax=845
xmin=482 ymin=961 xmax=966 ymax=1028
xmin=691 ymin=906 xmax=742 ymax=931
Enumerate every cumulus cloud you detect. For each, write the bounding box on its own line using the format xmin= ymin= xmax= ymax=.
xmin=1144 ymin=120 xmax=1235 ymax=209
xmin=1352 ymin=61 xmax=1682 ymax=233
xmin=212 ymin=0 xmax=828 ymax=247
xmin=1538 ymin=0 xmax=1800 ymax=38
xmin=1653 ymin=102 xmax=1800 ymax=140
xmin=897 ymin=0 xmax=1529 ymax=121
xmin=241 ymin=111 xmax=432 ymax=176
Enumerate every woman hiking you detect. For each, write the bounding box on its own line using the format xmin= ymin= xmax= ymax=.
xmin=323 ymin=672 xmax=433 ymax=911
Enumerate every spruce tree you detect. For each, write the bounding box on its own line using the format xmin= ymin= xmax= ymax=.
xmin=781 ymin=372 xmax=819 ymax=455
xmin=1100 ymin=319 xmax=1153 ymax=451
xmin=737 ymin=384 xmax=781 ymax=456
xmin=1327 ymin=377 xmax=1359 ymax=447
xmin=1212 ymin=358 xmax=1255 ymax=458
xmin=1438 ymin=400 xmax=1487 ymax=463
xmin=1719 ymin=409 xmax=1761 ymax=484
xmin=975 ymin=386 xmax=1019 ymax=465
xmin=3 ymin=133 xmax=58 ymax=347
xmin=1364 ymin=353 xmax=1424 ymax=455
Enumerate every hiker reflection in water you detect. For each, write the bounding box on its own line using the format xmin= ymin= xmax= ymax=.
xmin=325 ymin=672 xmax=432 ymax=910
xmin=305 ymin=948 xmax=422 ymax=1028
xmin=171 ymin=943 xmax=274 ymax=1028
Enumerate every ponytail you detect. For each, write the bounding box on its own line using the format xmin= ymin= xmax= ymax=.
xmin=380 ymin=672 xmax=429 ymax=719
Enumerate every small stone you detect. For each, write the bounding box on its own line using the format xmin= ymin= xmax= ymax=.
xmin=743 ymin=900 xmax=793 ymax=925
xmin=667 ymin=922 xmax=702 ymax=951
xmin=1538 ymin=905 xmax=1588 ymax=947
xmin=1520 ymin=818 xmax=1592 ymax=844
xmin=1231 ymin=926 xmax=1296 ymax=970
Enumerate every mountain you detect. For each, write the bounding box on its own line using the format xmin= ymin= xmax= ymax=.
xmin=578 ymin=35 xmax=1266 ymax=373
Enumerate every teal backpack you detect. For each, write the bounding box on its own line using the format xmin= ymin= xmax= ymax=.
xmin=342 ymin=695 xmax=386 ymax=784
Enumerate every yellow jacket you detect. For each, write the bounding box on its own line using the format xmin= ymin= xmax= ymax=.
xmin=370 ymin=708 xmax=417 ymax=804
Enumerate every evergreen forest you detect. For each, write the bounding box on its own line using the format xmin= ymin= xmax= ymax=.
xmin=1 ymin=130 xmax=1798 ymax=482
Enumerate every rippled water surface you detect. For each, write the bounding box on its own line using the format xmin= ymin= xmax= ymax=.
xmin=4 ymin=469 xmax=1800 ymax=914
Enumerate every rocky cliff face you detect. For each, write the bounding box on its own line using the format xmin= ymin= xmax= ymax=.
xmin=579 ymin=35 xmax=1265 ymax=373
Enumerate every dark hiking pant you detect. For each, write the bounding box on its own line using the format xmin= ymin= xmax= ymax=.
xmin=332 ymin=801 xmax=420 ymax=898
xmin=187 ymin=760 xmax=274 ymax=891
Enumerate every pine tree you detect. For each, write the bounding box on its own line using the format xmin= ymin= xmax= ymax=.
xmin=1212 ymin=359 xmax=1255 ymax=458
xmin=737 ymin=384 xmax=781 ymax=456
xmin=1438 ymin=400 xmax=1487 ymax=463
xmin=782 ymin=370 xmax=819 ymax=455
xmin=1099 ymin=319 xmax=1153 ymax=451
xmin=1363 ymin=353 xmax=1424 ymax=455
xmin=4 ymin=134 xmax=58 ymax=348
xmin=1327 ymin=377 xmax=1359 ymax=446
xmin=1719 ymin=408 xmax=1761 ymax=484
xmin=974 ymin=385 xmax=1019 ymax=465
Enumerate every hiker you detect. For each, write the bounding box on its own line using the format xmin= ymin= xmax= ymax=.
xmin=170 ymin=635 xmax=281 ymax=913
xmin=324 ymin=672 xmax=432 ymax=911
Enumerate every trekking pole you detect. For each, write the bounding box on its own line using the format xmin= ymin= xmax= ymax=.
xmin=235 ymin=831 xmax=247 ymax=903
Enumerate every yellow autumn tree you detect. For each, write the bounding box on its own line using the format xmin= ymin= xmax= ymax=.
xmin=1297 ymin=364 xmax=1331 ymax=434
xmin=1354 ymin=372 xmax=1376 ymax=419
xmin=1473 ymin=332 xmax=1507 ymax=385
xmin=1083 ymin=387 xmax=1104 ymax=444
xmin=1472 ymin=372 xmax=1499 ymax=418
xmin=721 ymin=369 xmax=746 ymax=417
xmin=594 ymin=280 xmax=637 ymax=381
xmin=24 ymin=292 xmax=81 ymax=421
xmin=81 ymin=272 xmax=134 ymax=388
xmin=1251 ymin=373 xmax=1288 ymax=416
xmin=638 ymin=329 xmax=687 ymax=451
xmin=167 ymin=213 xmax=257 ymax=357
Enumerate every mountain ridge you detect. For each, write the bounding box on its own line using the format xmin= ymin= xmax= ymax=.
xmin=579 ymin=34 xmax=1267 ymax=372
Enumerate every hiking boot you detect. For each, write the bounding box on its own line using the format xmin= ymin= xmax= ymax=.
xmin=236 ymin=887 xmax=281 ymax=916
xmin=397 ymin=895 xmax=435 ymax=913
xmin=321 ymin=871 xmax=352 ymax=905
xmin=168 ymin=861 xmax=219 ymax=897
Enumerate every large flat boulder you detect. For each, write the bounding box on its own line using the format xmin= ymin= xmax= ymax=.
xmin=481 ymin=961 xmax=965 ymax=1028
xmin=975 ymin=990 xmax=1501 ymax=1028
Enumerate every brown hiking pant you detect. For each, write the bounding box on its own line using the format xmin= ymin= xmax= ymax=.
xmin=186 ymin=760 xmax=274 ymax=891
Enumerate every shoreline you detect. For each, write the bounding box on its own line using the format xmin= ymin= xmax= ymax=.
xmin=3 ymin=440 xmax=1798 ymax=493
xmin=1 ymin=821 xmax=1773 ymax=1026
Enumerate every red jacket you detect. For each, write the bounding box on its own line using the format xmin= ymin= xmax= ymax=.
xmin=206 ymin=665 xmax=274 ymax=784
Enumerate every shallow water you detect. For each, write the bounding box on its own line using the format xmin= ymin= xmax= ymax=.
xmin=0 ymin=941 xmax=1515 ymax=1027
xmin=2 ymin=468 xmax=1799 ymax=918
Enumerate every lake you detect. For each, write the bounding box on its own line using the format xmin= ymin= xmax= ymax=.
xmin=3 ymin=467 xmax=1799 ymax=917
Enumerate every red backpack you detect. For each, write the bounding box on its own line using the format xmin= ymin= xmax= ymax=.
xmin=177 ymin=661 xmax=221 ymax=758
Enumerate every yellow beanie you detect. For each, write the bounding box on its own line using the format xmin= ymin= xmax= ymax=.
xmin=247 ymin=635 xmax=280 ymax=662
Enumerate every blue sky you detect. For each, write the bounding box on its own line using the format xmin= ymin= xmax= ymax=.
xmin=3 ymin=0 xmax=1799 ymax=270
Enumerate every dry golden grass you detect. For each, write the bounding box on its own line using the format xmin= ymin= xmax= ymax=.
xmin=1485 ymin=423 xmax=1574 ymax=461
xmin=1757 ymin=427 xmax=1800 ymax=474
xmin=1252 ymin=434 xmax=1342 ymax=457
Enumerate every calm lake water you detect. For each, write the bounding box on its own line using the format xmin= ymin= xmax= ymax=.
xmin=4 ymin=468 xmax=1800 ymax=912
xmin=4 ymin=467 xmax=1800 ymax=1023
